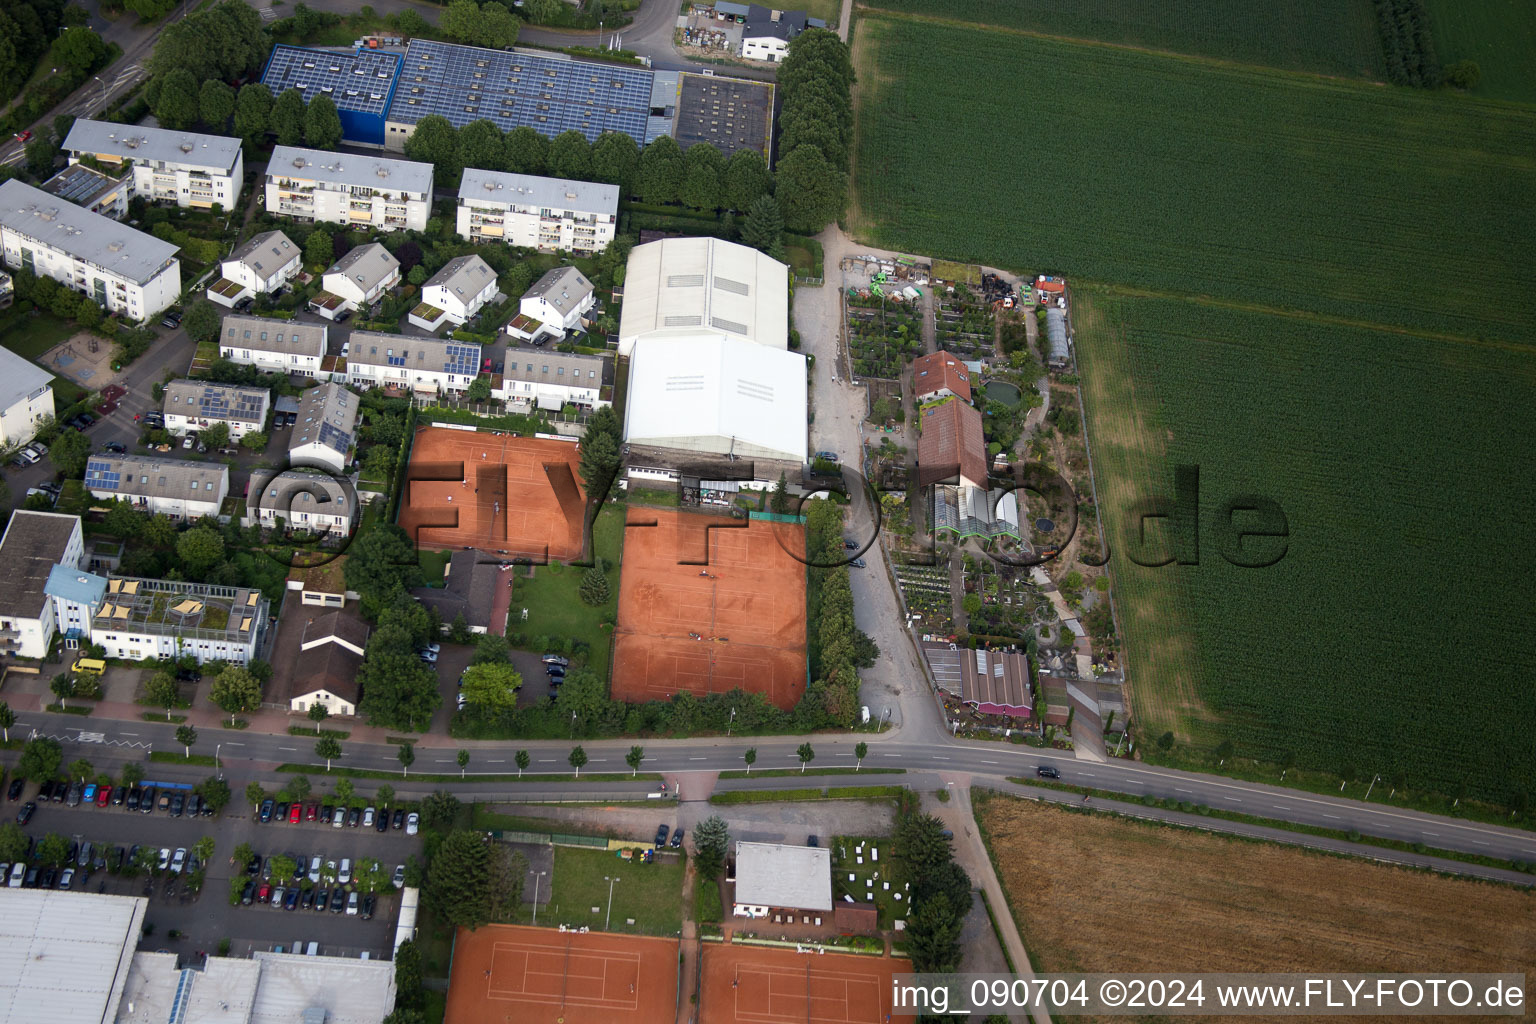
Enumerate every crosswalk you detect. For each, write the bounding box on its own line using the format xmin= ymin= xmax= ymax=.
xmin=256 ymin=5 xmax=278 ymax=20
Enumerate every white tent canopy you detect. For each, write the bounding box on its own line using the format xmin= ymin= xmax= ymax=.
xmin=618 ymin=236 xmax=789 ymax=357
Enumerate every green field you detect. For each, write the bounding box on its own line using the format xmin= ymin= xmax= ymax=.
xmin=509 ymin=504 xmax=624 ymax=676
xmin=532 ymin=845 xmax=684 ymax=935
xmin=860 ymin=0 xmax=1384 ymax=77
xmin=849 ymin=16 xmax=1536 ymax=346
xmin=1425 ymin=0 xmax=1536 ymax=104
xmin=1073 ymin=288 xmax=1536 ymax=804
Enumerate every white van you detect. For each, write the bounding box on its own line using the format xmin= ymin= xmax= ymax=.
xmin=305 ymin=942 xmax=319 ymax=956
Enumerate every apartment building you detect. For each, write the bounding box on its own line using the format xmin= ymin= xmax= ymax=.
xmin=0 ymin=348 xmax=54 ymax=447
xmin=218 ymin=315 xmax=327 ymax=377
xmin=162 ymin=379 xmax=271 ymax=441
xmin=83 ymin=455 xmax=229 ymax=520
xmin=40 ymin=164 xmax=129 ymax=219
xmin=87 ymin=575 xmax=269 ymax=666
xmin=62 ymin=118 xmax=244 ymax=211
xmin=266 ymin=145 xmax=432 ymax=233
xmin=347 ymin=332 xmax=481 ymax=398
xmin=0 ymin=179 xmax=181 ymax=322
xmin=0 ymin=510 xmax=85 ymax=659
xmin=456 ymin=169 xmax=618 ymax=254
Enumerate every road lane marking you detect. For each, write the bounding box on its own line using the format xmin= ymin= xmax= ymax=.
xmin=120 ymin=732 xmax=139 ymax=736
xmin=279 ymin=747 xmax=296 ymax=752
xmin=488 ymin=759 xmax=505 ymax=763
xmin=225 ymin=742 xmax=245 ymax=746
xmin=932 ymin=756 xmax=949 ymax=760
xmin=1323 ymin=814 xmax=1341 ymax=819
xmin=689 ymin=757 xmax=707 ymax=761
xmin=980 ymin=760 xmax=999 ymax=765
xmin=1175 ymin=788 xmax=1193 ymax=793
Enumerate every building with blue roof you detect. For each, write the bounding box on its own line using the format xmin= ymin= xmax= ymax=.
xmin=45 ymin=563 xmax=108 ymax=642
xmin=260 ymin=45 xmax=404 ymax=147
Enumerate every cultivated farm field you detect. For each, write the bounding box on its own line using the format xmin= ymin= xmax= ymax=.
xmin=1073 ymin=288 xmax=1536 ymax=804
xmin=1425 ymin=0 xmax=1536 ymax=104
xmin=860 ymin=0 xmax=1384 ymax=77
xmin=979 ymin=797 xmax=1536 ymax=984
xmin=849 ymin=16 xmax=1536 ymax=347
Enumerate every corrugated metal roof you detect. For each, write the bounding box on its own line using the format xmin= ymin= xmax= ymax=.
xmin=0 ymin=890 xmax=146 ymax=1024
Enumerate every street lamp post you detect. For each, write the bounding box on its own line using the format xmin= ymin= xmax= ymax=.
xmin=531 ymin=870 xmax=548 ymax=924
xmin=727 ymin=707 xmax=736 ymax=736
xmin=93 ymin=75 xmax=106 ymax=108
xmin=603 ymin=875 xmax=620 ymax=931
xmin=1364 ymin=773 xmax=1381 ymax=800
xmin=215 ymin=743 xmax=223 ymax=780
xmin=569 ymin=711 xmax=577 ymax=738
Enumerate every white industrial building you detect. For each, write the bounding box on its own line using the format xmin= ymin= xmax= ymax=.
xmin=219 ymin=315 xmax=328 ymax=378
xmin=266 ymin=145 xmax=433 ymax=232
xmin=408 ymin=253 xmax=497 ymax=331
xmin=210 ymin=229 xmax=301 ymax=307
xmin=288 ymin=381 xmax=358 ymax=474
xmin=456 ymin=168 xmax=619 ymax=253
xmin=0 ymin=347 xmax=55 ymax=447
xmin=83 ymin=454 xmax=229 ymax=520
xmin=0 ymin=510 xmax=85 ymax=660
xmin=0 ymin=179 xmax=181 ymax=323
xmin=162 ymin=379 xmax=271 ymax=440
xmin=347 ymin=332 xmax=481 ymax=398
xmin=247 ymin=469 xmax=357 ymax=537
xmin=508 ymin=265 xmax=595 ymax=342
xmin=0 ymin=890 xmax=146 ymax=1024
xmin=617 ymin=236 xmax=788 ymax=357
xmin=732 ymin=841 xmax=832 ymax=919
xmin=316 ymin=242 xmax=401 ymax=320
xmin=495 ymin=349 xmax=608 ymax=412
xmin=62 ymin=118 xmax=245 ymax=211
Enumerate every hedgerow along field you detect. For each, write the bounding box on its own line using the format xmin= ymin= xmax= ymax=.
xmin=860 ymin=0 xmax=1384 ymax=77
xmin=848 ymin=15 xmax=1536 ymax=348
xmin=1072 ymin=288 xmax=1536 ymax=806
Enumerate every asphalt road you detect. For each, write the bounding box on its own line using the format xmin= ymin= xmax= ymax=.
xmin=12 ymin=709 xmax=1536 ymax=870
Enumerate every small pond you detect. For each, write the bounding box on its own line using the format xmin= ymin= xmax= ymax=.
xmin=984 ymin=380 xmax=1023 ymax=407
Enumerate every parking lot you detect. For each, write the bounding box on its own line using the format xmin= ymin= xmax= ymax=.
xmin=7 ymin=782 xmax=421 ymax=959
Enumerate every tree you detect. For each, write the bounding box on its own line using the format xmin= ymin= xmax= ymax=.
xmin=796 ymin=742 xmax=815 ymax=773
xmin=625 ymin=745 xmax=644 ymax=776
xmin=907 ymin=896 xmax=963 ymax=973
xmin=398 ymin=742 xmax=415 ymax=777
xmin=1214 ymin=739 xmax=1233 ymax=765
xmin=153 ymin=68 xmax=201 ymax=130
xmin=568 ymin=745 xmax=588 ymax=777
xmin=268 ymin=854 xmax=297 ymax=883
xmin=681 ymin=142 xmax=724 ymax=212
xmin=244 ymin=781 xmax=266 ymax=809
xmin=304 ymin=93 xmax=343 ymax=150
xmin=895 ymin=813 xmax=952 ymax=871
xmin=177 ymin=525 xmax=225 ymax=579
xmin=175 ymin=724 xmax=197 ymax=759
xmin=303 ymin=229 xmax=333 ymax=272
xmin=457 ymin=118 xmax=506 ymax=173
xmin=0 ymin=822 xmax=30 ymax=863
xmin=233 ymin=82 xmax=272 ymax=144
xmin=198 ymin=79 xmax=236 ymax=130
xmin=739 ymin=194 xmax=785 ymax=260
xmin=148 ymin=0 xmax=267 ymax=82
xmin=18 ymin=737 xmax=62 ymax=781
xmin=192 ymin=835 xmax=216 ymax=866
xmin=724 ymin=148 xmax=773 ymax=211
xmin=344 ymin=524 xmax=424 ymax=616
xmin=459 ymin=662 xmax=521 ymax=717
xmin=1156 ymin=731 xmax=1175 ymax=751
xmin=393 ymin=939 xmax=425 ymax=1011
xmin=54 ymin=26 xmax=106 ymax=75
xmin=68 ymin=757 xmax=93 ymax=781
xmin=637 ymin=136 xmax=684 ymax=204
xmin=743 ymin=747 xmax=756 ymax=774
xmin=424 ymin=829 xmax=491 ymax=928
xmin=270 ymin=88 xmax=306 ymax=147
xmin=854 ymin=741 xmax=868 ymax=770
xmin=472 ymin=633 xmax=510 ymax=665
xmin=122 ymin=762 xmax=145 ymax=787
xmin=74 ymin=298 xmax=103 ymax=330
xmin=693 ymin=814 xmax=729 ymax=880
xmin=547 ymin=129 xmax=592 ymax=180
xmin=307 ymin=702 xmax=329 ymax=734
xmin=578 ymin=566 xmax=610 ymax=606
xmin=209 ymin=666 xmax=263 ymax=725
xmin=239 ymin=430 xmax=267 ymax=451
xmin=49 ymin=673 xmax=75 ymax=710
xmin=316 ymin=735 xmax=341 ymax=770
xmin=287 ymin=774 xmax=311 ymax=802
xmin=503 ymin=126 xmax=548 ymax=174
xmin=200 ymin=421 xmax=230 ymax=450
xmin=456 ymin=749 xmax=469 ymax=778
xmin=182 ymin=299 xmax=221 ymax=344
xmin=25 ymin=137 xmax=58 ymax=180
xmin=0 ymin=702 xmax=12 ymax=743
xmin=37 ymin=833 xmax=71 ymax=868
xmin=774 ymin=145 xmax=845 ymax=233
xmin=961 ymin=593 xmax=982 ymax=618
xmin=1444 ymin=59 xmax=1481 ymax=89
xmin=376 ymin=783 xmax=396 ymax=807
xmin=464 ymin=376 xmax=491 ymax=402
xmin=196 ymin=776 xmax=231 ymax=813
xmin=440 ymin=0 xmax=517 ymax=48
xmin=770 ymin=472 xmax=790 ymax=514
xmin=49 ymin=428 xmax=89 ymax=477
xmin=420 ymin=790 xmax=460 ymax=831
xmin=521 ymin=0 xmax=560 ymax=21
xmin=335 ymin=777 xmax=355 ymax=803
xmin=515 ymin=749 xmax=530 ymax=777
xmin=590 ymin=131 xmax=639 ymax=195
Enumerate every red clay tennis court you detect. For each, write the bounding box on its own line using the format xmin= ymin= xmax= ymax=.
xmin=444 ymin=924 xmax=679 ymax=1024
xmin=398 ymin=426 xmax=585 ymax=560
xmin=701 ymin=944 xmax=917 ymax=1024
xmin=612 ymin=507 xmax=807 ymax=709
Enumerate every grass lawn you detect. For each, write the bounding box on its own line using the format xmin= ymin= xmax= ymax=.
xmin=831 ymin=834 xmax=910 ymax=929
xmin=509 ymin=503 xmax=623 ymax=678
xmin=530 ymin=845 xmax=685 ymax=935
xmin=0 ymin=308 xmax=75 ymax=360
xmin=418 ymin=549 xmax=452 ymax=586
xmin=694 ymin=870 xmax=723 ymax=924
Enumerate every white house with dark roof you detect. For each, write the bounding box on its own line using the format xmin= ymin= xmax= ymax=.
xmin=316 ymin=243 xmax=400 ymax=320
xmin=265 ymin=145 xmax=432 ymax=232
xmin=84 ymin=455 xmax=229 ymax=520
xmin=739 ymin=5 xmax=821 ymax=62
xmin=218 ymin=315 xmax=327 ymax=377
xmin=347 ymin=332 xmax=481 ymax=398
xmin=162 ymin=379 xmax=271 ymax=440
xmin=62 ymin=118 xmax=244 ymax=211
xmin=512 ymin=265 xmax=595 ymax=341
xmin=456 ymin=169 xmax=619 ymax=253
xmin=0 ymin=347 xmax=54 ymax=447
xmin=0 ymin=179 xmax=181 ymax=322
xmin=247 ymin=469 xmax=357 ymax=537
xmin=288 ymin=381 xmax=358 ymax=475
xmin=495 ymin=349 xmax=608 ymax=412
xmin=209 ymin=230 xmax=301 ymax=307
xmin=409 ymin=253 xmax=498 ymax=331
xmin=0 ymin=510 xmax=85 ymax=659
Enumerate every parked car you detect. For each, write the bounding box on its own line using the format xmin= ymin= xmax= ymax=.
xmin=1036 ymin=765 xmax=1061 ymax=779
xmin=321 ymin=804 xmax=334 ymax=822
xmin=338 ymin=858 xmax=352 ymax=884
xmin=329 ymin=886 xmax=345 ymax=913
xmin=50 ymin=781 xmax=67 ymax=804
xmin=374 ymin=809 xmax=388 ymax=833
xmin=849 ymin=558 xmax=867 ymax=568
xmin=259 ymin=799 xmax=275 ymax=822
xmin=160 ymin=310 xmax=183 ymax=329
xmin=157 ymin=791 xmax=172 ymax=813
xmin=101 ymin=441 xmax=126 ymax=454
xmin=288 ymin=803 xmax=302 ymax=824
xmin=346 ymin=891 xmax=359 ymax=916
xmin=308 ymin=856 xmax=322 ymax=883
xmin=392 ymin=864 xmax=406 ymax=888
xmin=332 ymin=807 xmax=346 ymax=828
xmin=360 ymin=893 xmax=375 ymax=919
xmin=76 ymin=841 xmax=92 ymax=867
xmin=95 ymin=785 xmax=112 ymax=808
xmin=541 ymin=654 xmax=569 ymax=666
xmin=807 ymin=835 xmax=819 ymax=848
xmin=9 ymin=861 xmax=25 ymax=887
xmin=418 ymin=649 xmax=438 ymax=664
xmin=257 ymin=883 xmax=272 ymax=904
xmin=169 ymin=793 xmax=184 ymax=817
xmin=66 ymin=782 xmax=82 ymax=807
xmin=170 ymin=848 xmax=187 ymax=874
xmin=391 ymin=809 xmax=405 ymax=830
xmin=35 ymin=781 xmax=54 ymax=803
xmin=301 ymin=888 xmax=316 ymax=910
xmin=654 ymin=824 xmax=669 ymax=847
xmin=670 ymin=828 xmax=683 ymax=849
xmin=7 ymin=779 xmax=23 ymax=801
xmin=347 ymin=807 xmax=361 ymax=828
xmin=314 ymin=887 xmax=330 ymax=912
xmin=58 ymin=868 xmax=75 ymax=890
xmin=284 ymin=887 xmax=300 ymax=911
xmin=405 ymin=813 xmax=419 ymax=836
xmin=14 ymin=130 xmax=32 ymax=143
xmin=181 ymin=434 xmax=195 ymax=449
xmin=246 ymin=854 xmax=261 ymax=877
xmin=240 ymin=880 xmax=255 ymax=905
xmin=126 ymin=786 xmax=141 ymax=811
xmin=185 ymin=793 xmax=200 ymax=817
xmin=306 ymin=802 xmax=320 ymax=821
xmin=156 ymin=848 xmax=171 ymax=871
xmin=112 ymin=786 xmax=127 ymax=807
xmin=39 ymin=868 xmax=56 ymax=889
xmin=15 ymin=802 xmax=35 ymax=825
xmin=362 ymin=807 xmax=375 ymax=828
xmin=275 ymin=802 xmax=289 ymax=822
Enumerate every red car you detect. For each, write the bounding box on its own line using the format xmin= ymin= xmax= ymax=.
xmin=305 ymin=801 xmax=319 ymax=821
xmin=95 ymin=785 xmax=112 ymax=808
xmin=14 ymin=130 xmax=32 ymax=143
xmin=257 ymin=884 xmax=271 ymax=904
xmin=288 ymin=803 xmax=302 ymax=824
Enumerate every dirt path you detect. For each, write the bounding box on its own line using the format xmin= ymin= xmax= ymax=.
xmin=677 ymin=855 xmax=700 ymax=1023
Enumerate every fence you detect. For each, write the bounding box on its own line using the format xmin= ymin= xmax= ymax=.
xmin=492 ymin=828 xmax=609 ymax=849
